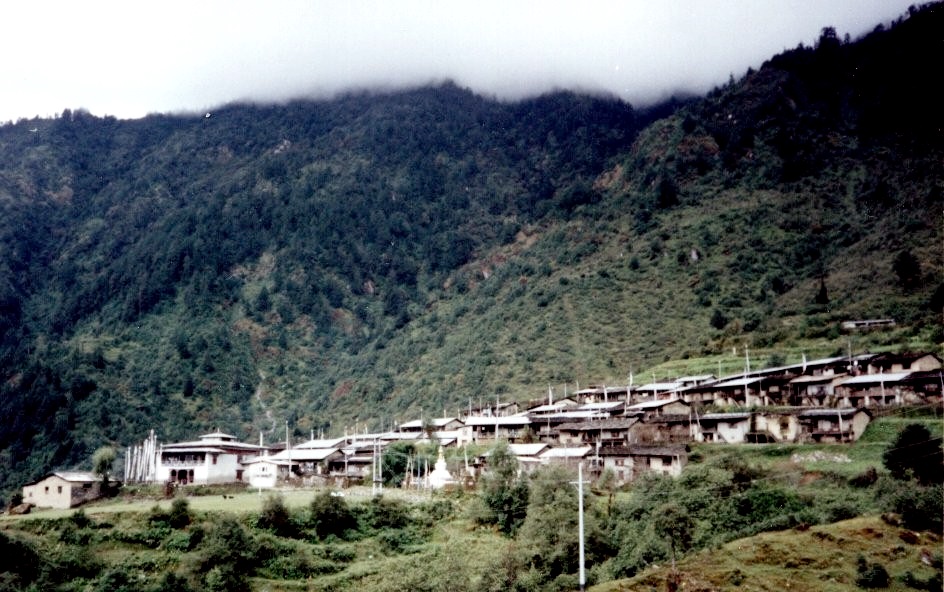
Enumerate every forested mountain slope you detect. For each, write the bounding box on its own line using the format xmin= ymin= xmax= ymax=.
xmin=0 ymin=4 xmax=941 ymax=498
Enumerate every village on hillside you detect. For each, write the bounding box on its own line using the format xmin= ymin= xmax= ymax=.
xmin=20 ymin=350 xmax=943 ymax=510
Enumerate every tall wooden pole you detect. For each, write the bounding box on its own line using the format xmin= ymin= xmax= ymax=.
xmin=578 ymin=462 xmax=586 ymax=592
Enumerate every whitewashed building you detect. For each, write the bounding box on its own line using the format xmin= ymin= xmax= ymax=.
xmin=22 ymin=472 xmax=105 ymax=509
xmin=157 ymin=431 xmax=267 ymax=485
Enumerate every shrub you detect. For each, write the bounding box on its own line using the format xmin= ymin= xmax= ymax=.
xmin=258 ymin=493 xmax=295 ymax=537
xmin=168 ymin=497 xmax=192 ymax=529
xmin=161 ymin=530 xmax=195 ymax=552
xmin=261 ymin=554 xmax=341 ymax=579
xmin=92 ymin=568 xmax=136 ymax=592
xmin=883 ymin=424 xmax=943 ymax=485
xmin=152 ymin=572 xmax=193 ymax=592
xmin=376 ymin=527 xmax=424 ymax=554
xmin=0 ymin=531 xmax=42 ymax=587
xmin=194 ymin=516 xmax=258 ymax=591
xmin=309 ymin=491 xmax=357 ymax=539
xmin=900 ymin=570 xmax=943 ymax=591
xmin=888 ymin=485 xmax=943 ymax=532
xmin=69 ymin=509 xmax=93 ymax=529
xmin=855 ymin=555 xmax=890 ymax=588
xmin=364 ymin=496 xmax=410 ymax=531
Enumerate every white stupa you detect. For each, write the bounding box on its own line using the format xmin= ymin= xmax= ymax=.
xmin=428 ymin=447 xmax=456 ymax=489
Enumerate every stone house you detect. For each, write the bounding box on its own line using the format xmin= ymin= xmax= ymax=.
xmin=555 ymin=418 xmax=638 ymax=447
xmin=397 ymin=417 xmax=465 ymax=433
xmin=22 ymin=472 xmax=106 ymax=509
xmin=834 ymin=372 xmax=915 ymax=406
xmin=271 ymin=446 xmax=343 ymax=476
xmin=625 ymin=398 xmax=690 ymax=420
xmin=627 ymin=445 xmax=688 ymax=478
xmin=796 ymin=408 xmax=871 ymax=443
xmin=789 ymin=373 xmax=846 ymax=406
xmin=866 ymin=352 xmax=942 ymax=374
xmin=692 ymin=412 xmax=752 ymax=443
xmin=750 ymin=411 xmax=802 ymax=443
xmin=633 ymin=414 xmax=695 ymax=443
xmin=458 ymin=415 xmax=532 ymax=445
xmin=539 ymin=445 xmax=593 ymax=468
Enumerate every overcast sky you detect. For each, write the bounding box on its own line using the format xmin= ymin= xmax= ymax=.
xmin=0 ymin=1 xmax=917 ymax=122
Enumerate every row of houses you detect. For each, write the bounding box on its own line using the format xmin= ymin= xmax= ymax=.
xmin=21 ymin=351 xmax=942 ymax=508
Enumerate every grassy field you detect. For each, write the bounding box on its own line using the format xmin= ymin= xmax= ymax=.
xmin=592 ymin=516 xmax=942 ymax=592
xmin=0 ymin=485 xmax=436 ymax=522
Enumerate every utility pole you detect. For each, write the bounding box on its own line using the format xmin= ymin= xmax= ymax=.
xmin=577 ymin=462 xmax=586 ymax=592
xmin=570 ymin=464 xmax=587 ymax=591
xmin=371 ymin=439 xmax=383 ymax=496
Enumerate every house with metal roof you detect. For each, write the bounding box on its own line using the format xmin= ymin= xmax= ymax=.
xmin=796 ymin=408 xmax=872 ymax=443
xmin=625 ymin=398 xmax=690 ymax=419
xmin=556 ymin=418 xmax=639 ymax=447
xmin=457 ymin=415 xmax=532 ymax=445
xmin=539 ymin=445 xmax=593 ymax=468
xmin=692 ymin=412 xmax=752 ymax=443
xmin=22 ymin=472 xmax=107 ymax=509
xmin=834 ymin=372 xmax=914 ymax=406
xmin=397 ymin=417 xmax=465 ymax=432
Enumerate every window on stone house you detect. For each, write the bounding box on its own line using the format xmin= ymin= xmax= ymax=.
xmin=57 ymin=486 xmax=62 ymax=494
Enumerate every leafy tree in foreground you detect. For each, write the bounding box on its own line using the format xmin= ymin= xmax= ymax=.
xmin=882 ymin=423 xmax=944 ymax=485
xmin=91 ymin=446 xmax=116 ymax=486
xmin=892 ymin=249 xmax=922 ymax=289
xmin=309 ymin=490 xmax=357 ymax=539
xmin=477 ymin=440 xmax=529 ymax=535
xmin=652 ymin=502 xmax=695 ymax=571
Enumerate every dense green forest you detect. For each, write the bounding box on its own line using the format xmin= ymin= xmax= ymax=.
xmin=0 ymin=4 xmax=942 ymax=498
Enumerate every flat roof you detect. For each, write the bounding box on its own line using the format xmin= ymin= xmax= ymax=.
xmin=578 ymin=401 xmax=625 ymax=411
xmin=789 ymin=374 xmax=845 ymax=384
xmin=627 ymin=398 xmax=685 ymax=410
xmin=540 ymin=446 xmax=592 ymax=458
xmin=507 ymin=443 xmax=549 ymax=456
xmin=634 ymin=382 xmax=684 ymax=392
xmin=838 ymin=372 xmax=912 ymax=385
xmin=272 ymin=448 xmax=341 ymax=461
xmin=713 ymin=377 xmax=765 ymax=387
xmin=398 ymin=417 xmax=461 ymax=430
xmin=463 ymin=415 xmax=532 ymax=426
xmin=699 ymin=412 xmax=752 ymax=421
xmin=295 ymin=437 xmax=347 ymax=449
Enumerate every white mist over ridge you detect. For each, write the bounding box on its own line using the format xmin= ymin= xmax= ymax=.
xmin=1 ymin=0 xmax=917 ymax=122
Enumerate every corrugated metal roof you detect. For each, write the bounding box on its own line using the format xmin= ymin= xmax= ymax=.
xmin=798 ymin=408 xmax=868 ymax=417
xmin=789 ymin=374 xmax=845 ymax=384
xmin=578 ymin=401 xmax=625 ymax=411
xmin=634 ymin=382 xmax=684 ymax=392
xmin=627 ymin=398 xmax=684 ymax=410
xmin=838 ymin=372 xmax=911 ymax=385
xmin=295 ymin=437 xmax=347 ymax=449
xmin=700 ymin=412 xmax=752 ymax=421
xmin=540 ymin=446 xmax=592 ymax=458
xmin=713 ymin=377 xmax=765 ymax=387
xmin=508 ymin=443 xmax=549 ymax=456
xmin=398 ymin=417 xmax=461 ymax=430
xmin=272 ymin=448 xmax=341 ymax=461
xmin=463 ymin=415 xmax=532 ymax=426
